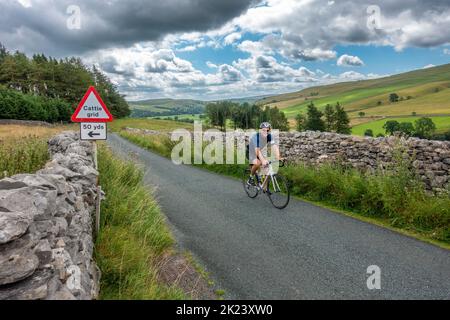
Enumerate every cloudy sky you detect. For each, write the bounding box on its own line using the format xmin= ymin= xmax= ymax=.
xmin=1 ymin=0 xmax=450 ymax=100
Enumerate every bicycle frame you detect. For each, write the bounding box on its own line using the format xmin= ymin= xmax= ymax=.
xmin=258 ymin=162 xmax=282 ymax=193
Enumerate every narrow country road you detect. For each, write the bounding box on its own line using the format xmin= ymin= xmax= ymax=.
xmin=107 ymin=133 xmax=450 ymax=300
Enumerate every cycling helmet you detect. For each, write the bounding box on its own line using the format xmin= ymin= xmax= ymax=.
xmin=260 ymin=122 xmax=272 ymax=129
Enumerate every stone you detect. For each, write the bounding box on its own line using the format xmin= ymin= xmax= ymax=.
xmin=34 ymin=239 xmax=53 ymax=267
xmin=0 ymin=269 xmax=53 ymax=300
xmin=0 ymin=131 xmax=100 ymax=299
xmin=54 ymin=217 xmax=68 ymax=236
xmin=0 ymin=188 xmax=39 ymax=217
xmin=0 ymin=211 xmax=33 ymax=244
xmin=0 ymin=178 xmax=27 ymax=190
xmin=47 ymin=286 xmax=76 ymax=300
xmin=10 ymin=174 xmax=57 ymax=191
xmin=0 ymin=243 xmax=39 ymax=286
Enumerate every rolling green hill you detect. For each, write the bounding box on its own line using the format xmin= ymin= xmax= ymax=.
xmin=128 ymin=98 xmax=207 ymax=117
xmin=257 ymin=63 xmax=450 ymax=127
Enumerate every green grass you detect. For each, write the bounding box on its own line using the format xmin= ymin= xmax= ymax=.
xmin=0 ymin=123 xmax=74 ymax=178
xmin=109 ymin=118 xmax=194 ymax=132
xmin=117 ymin=131 xmax=450 ymax=245
xmin=0 ymin=135 xmax=49 ymax=178
xmin=152 ymin=114 xmax=205 ymax=121
xmin=283 ymin=161 xmax=450 ymax=243
xmin=281 ymin=84 xmax=414 ymax=118
xmin=96 ymin=144 xmax=187 ymax=300
xmin=352 ymin=116 xmax=450 ymax=136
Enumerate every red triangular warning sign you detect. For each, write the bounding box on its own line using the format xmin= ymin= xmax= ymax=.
xmin=71 ymin=86 xmax=114 ymax=122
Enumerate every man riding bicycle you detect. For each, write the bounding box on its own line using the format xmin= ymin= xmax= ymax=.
xmin=247 ymin=122 xmax=283 ymax=186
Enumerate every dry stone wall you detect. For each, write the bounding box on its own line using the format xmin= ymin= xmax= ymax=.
xmin=279 ymin=131 xmax=450 ymax=191
xmin=123 ymin=127 xmax=450 ymax=191
xmin=0 ymin=131 xmax=100 ymax=300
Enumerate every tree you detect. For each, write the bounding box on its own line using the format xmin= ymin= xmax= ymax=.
xmin=383 ymin=120 xmax=400 ymax=135
xmin=205 ymin=102 xmax=229 ymax=130
xmin=334 ymin=103 xmax=351 ymax=134
xmin=323 ymin=104 xmax=335 ymax=132
xmin=389 ymin=93 xmax=399 ymax=103
xmin=397 ymin=122 xmax=415 ymax=136
xmin=0 ymin=44 xmax=130 ymax=121
xmin=414 ymin=117 xmax=436 ymax=139
xmin=304 ymin=102 xmax=325 ymax=131
xmin=358 ymin=111 xmax=366 ymax=117
xmin=364 ymin=129 xmax=374 ymax=137
xmin=260 ymin=106 xmax=289 ymax=131
xmin=0 ymin=43 xmax=7 ymax=64
xmin=295 ymin=113 xmax=306 ymax=132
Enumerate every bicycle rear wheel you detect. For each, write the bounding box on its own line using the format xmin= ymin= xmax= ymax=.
xmin=267 ymin=174 xmax=290 ymax=209
xmin=242 ymin=168 xmax=258 ymax=198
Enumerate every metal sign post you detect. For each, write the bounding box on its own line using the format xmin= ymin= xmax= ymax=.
xmin=71 ymin=86 xmax=114 ymax=237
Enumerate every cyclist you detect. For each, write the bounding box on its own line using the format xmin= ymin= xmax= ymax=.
xmin=247 ymin=122 xmax=283 ymax=186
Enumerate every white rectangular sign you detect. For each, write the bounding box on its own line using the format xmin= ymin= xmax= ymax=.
xmin=80 ymin=122 xmax=107 ymax=140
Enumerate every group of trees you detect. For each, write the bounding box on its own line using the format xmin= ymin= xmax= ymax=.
xmin=295 ymin=102 xmax=351 ymax=134
xmin=0 ymin=43 xmax=130 ymax=122
xmin=379 ymin=118 xmax=437 ymax=139
xmin=205 ymin=101 xmax=289 ymax=131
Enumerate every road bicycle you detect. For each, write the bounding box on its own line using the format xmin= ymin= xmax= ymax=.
xmin=242 ymin=159 xmax=290 ymax=209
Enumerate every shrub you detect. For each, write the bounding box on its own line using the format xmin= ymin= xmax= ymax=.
xmin=0 ymin=85 xmax=73 ymax=123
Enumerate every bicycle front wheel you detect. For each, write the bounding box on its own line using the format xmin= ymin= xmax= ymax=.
xmin=242 ymin=168 xmax=258 ymax=198
xmin=267 ymin=174 xmax=290 ymax=209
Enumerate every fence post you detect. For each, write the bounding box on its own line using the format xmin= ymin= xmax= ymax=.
xmin=93 ymin=141 xmax=100 ymax=237
xmin=96 ymin=186 xmax=101 ymax=236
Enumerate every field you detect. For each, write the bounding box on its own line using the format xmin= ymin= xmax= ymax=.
xmin=0 ymin=124 xmax=75 ymax=178
xmin=151 ymin=114 xmax=205 ymax=121
xmin=352 ymin=116 xmax=450 ymax=136
xmin=258 ymin=63 xmax=450 ymax=129
xmin=129 ymin=98 xmax=206 ymax=118
xmin=109 ymin=118 xmax=194 ymax=132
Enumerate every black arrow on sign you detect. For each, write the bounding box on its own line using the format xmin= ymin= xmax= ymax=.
xmin=88 ymin=131 xmax=101 ymax=138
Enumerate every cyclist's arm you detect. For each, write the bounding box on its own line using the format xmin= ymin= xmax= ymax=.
xmin=272 ymin=144 xmax=281 ymax=160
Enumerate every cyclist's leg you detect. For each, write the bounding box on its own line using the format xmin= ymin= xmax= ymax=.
xmin=251 ymin=158 xmax=261 ymax=176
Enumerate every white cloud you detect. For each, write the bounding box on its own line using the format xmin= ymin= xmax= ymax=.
xmin=177 ymin=45 xmax=197 ymax=52
xmin=19 ymin=0 xmax=446 ymax=100
xmin=339 ymin=71 xmax=366 ymax=80
xmin=423 ymin=64 xmax=436 ymax=69
xmin=337 ymin=54 xmax=365 ymax=67
xmin=224 ymin=32 xmax=242 ymax=45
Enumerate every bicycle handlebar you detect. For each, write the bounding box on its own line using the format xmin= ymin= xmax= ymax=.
xmin=265 ymin=159 xmax=287 ymax=168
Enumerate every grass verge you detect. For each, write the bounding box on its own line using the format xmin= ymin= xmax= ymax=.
xmin=96 ymin=144 xmax=187 ymax=299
